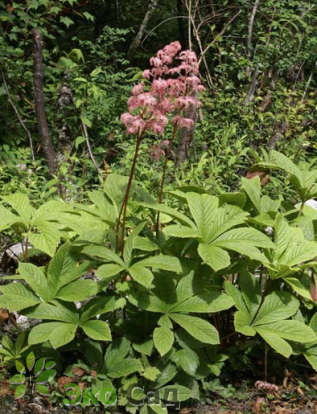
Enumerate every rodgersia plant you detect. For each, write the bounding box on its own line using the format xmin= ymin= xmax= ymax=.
xmin=118 ymin=41 xmax=204 ymax=253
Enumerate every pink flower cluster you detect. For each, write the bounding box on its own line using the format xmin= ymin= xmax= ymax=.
xmin=121 ymin=41 xmax=204 ymax=136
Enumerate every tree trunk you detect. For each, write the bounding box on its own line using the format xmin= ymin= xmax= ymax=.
xmin=127 ymin=0 xmax=159 ymax=60
xmin=33 ymin=28 xmax=57 ymax=175
xmin=244 ymin=0 xmax=261 ymax=102
xmin=56 ymin=84 xmax=75 ymax=200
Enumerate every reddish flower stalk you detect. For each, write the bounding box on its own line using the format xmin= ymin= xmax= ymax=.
xmin=155 ymin=123 xmax=178 ymax=237
xmin=115 ymin=131 xmax=143 ymax=256
xmin=118 ymin=41 xmax=204 ymax=255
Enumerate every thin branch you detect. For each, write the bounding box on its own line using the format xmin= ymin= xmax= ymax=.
xmin=186 ymin=0 xmax=193 ymax=50
xmin=141 ymin=16 xmax=189 ymax=46
xmin=1 ymin=68 xmax=35 ymax=161
xmin=198 ymin=10 xmax=241 ymax=66
xmin=247 ymin=0 xmax=261 ymax=58
xmin=184 ymin=0 xmax=214 ymax=87
xmin=80 ymin=117 xmax=101 ymax=174
xmin=127 ymin=0 xmax=159 ymax=59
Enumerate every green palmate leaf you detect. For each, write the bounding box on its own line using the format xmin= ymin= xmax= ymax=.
xmin=260 ymin=196 xmax=281 ymax=214
xmin=17 ymin=263 xmax=48 ymax=300
xmin=134 ymin=237 xmax=159 ymax=252
xmin=129 ymin=264 xmax=153 ymax=288
xmin=137 ymin=201 xmax=194 ymax=227
xmin=284 ymin=277 xmax=312 ymax=301
xmin=153 ymin=327 xmax=174 ymax=356
xmin=155 ymin=363 xmax=177 ymax=388
xmin=107 ymin=359 xmax=142 ymax=378
xmin=15 ymin=360 xmax=25 ymax=373
xmin=83 ymin=245 xmax=124 ymax=266
xmin=34 ymin=358 xmax=46 ymax=375
xmin=138 ymin=255 xmax=182 ymax=273
xmin=32 ymin=200 xmax=67 ymax=222
xmin=170 ymin=314 xmax=219 ymax=345
xmin=241 ymin=176 xmax=262 ymax=212
xmin=10 ymin=374 xmax=26 ymax=384
xmin=14 ymin=384 xmax=26 ymax=399
xmin=256 ymin=328 xmax=293 ymax=358
xmin=80 ymin=296 xmax=125 ymax=322
xmin=48 ymin=243 xmax=90 ymax=290
xmin=105 ymin=338 xmax=131 ymax=369
xmin=28 ymin=322 xmax=77 ymax=348
xmin=224 ymin=281 xmax=249 ymax=313
xmin=164 ymin=225 xmax=199 ymax=239
xmin=28 ymin=222 xmax=61 ymax=257
xmin=294 ymin=216 xmax=315 ymax=241
xmin=81 ymin=320 xmax=111 ymax=341
xmin=252 ymin=292 xmax=299 ymax=325
xmin=35 ymin=369 xmax=56 ymax=384
xmin=186 ymin=192 xmax=218 ymax=241
xmin=274 ymin=215 xmax=293 ymax=258
xmin=310 ymin=314 xmax=317 ymax=333
xmin=87 ymin=190 xmax=116 ymax=223
xmin=103 ymin=174 xmax=129 ymax=212
xmin=255 ymin=150 xmax=303 ymax=188
xmin=234 ymin=310 xmax=256 ymax=336
xmin=24 ymin=302 xmax=78 ymax=324
xmin=123 ymin=221 xmax=146 ymax=265
xmin=95 ymin=263 xmax=123 ymax=281
xmin=218 ymin=191 xmax=247 ymax=208
xmin=35 ymin=383 xmax=50 ymax=396
xmin=214 ymin=227 xmax=274 ymax=249
xmin=270 ymin=215 xmax=317 ymax=277
xmin=0 ymin=205 xmax=19 ymax=231
xmin=26 ymin=352 xmax=36 ymax=371
xmin=143 ymin=366 xmax=160 ymax=382
xmin=279 ymin=240 xmax=317 ymax=267
xmin=56 ymin=279 xmax=98 ymax=302
xmin=158 ymin=315 xmax=173 ymax=328
xmin=256 ymin=320 xmax=316 ymax=343
xmin=198 ymin=243 xmax=230 ymax=271
xmin=208 ymin=204 xmax=249 ymax=241
xmin=133 ymin=339 xmax=153 ymax=356
xmin=2 ymin=193 xmax=34 ymax=222
xmin=304 ymin=354 xmax=317 ymax=371
xmin=172 ymin=348 xmax=199 ymax=376
xmin=170 ymin=291 xmax=234 ymax=313
xmin=0 ymin=283 xmax=40 ymax=312
xmin=215 ymin=241 xmax=268 ymax=264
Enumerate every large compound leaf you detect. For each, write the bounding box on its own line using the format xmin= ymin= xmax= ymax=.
xmin=17 ymin=263 xmax=49 ymax=301
xmin=28 ymin=322 xmax=77 ymax=348
xmin=153 ymin=327 xmax=174 ymax=356
xmin=56 ymin=279 xmax=98 ymax=302
xmin=0 ymin=205 xmax=19 ymax=231
xmin=81 ymin=320 xmax=111 ymax=341
xmin=185 ymin=193 xmax=218 ymax=242
xmin=0 ymin=283 xmax=40 ymax=312
xmin=198 ymin=244 xmax=230 ymax=271
xmin=24 ymin=302 xmax=79 ymax=324
xmin=170 ymin=314 xmax=219 ymax=345
xmin=2 ymin=193 xmax=34 ymax=222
